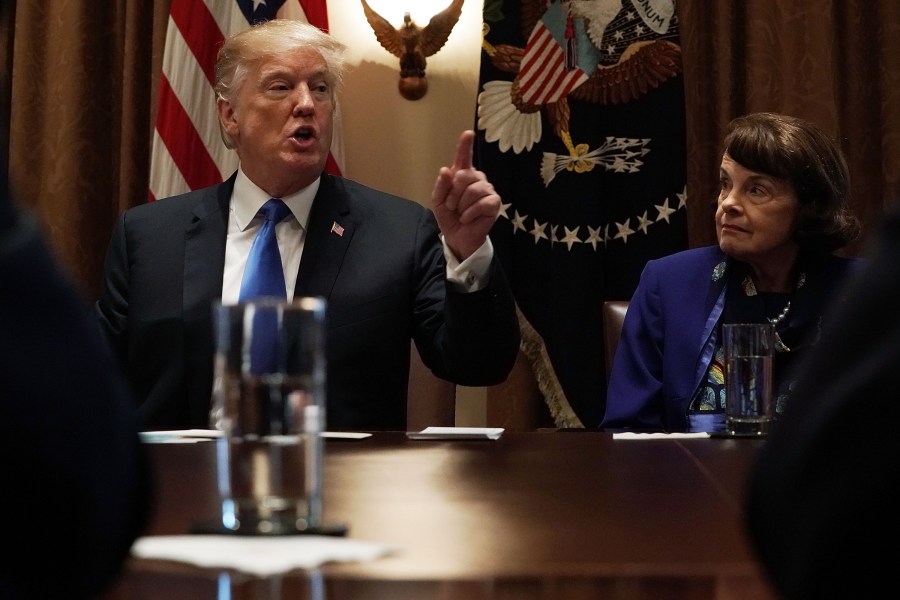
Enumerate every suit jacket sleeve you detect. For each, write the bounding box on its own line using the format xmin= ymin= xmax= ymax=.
xmin=412 ymin=208 xmax=520 ymax=386
xmin=96 ymin=208 xmax=131 ymax=363
xmin=602 ymin=258 xmax=669 ymax=430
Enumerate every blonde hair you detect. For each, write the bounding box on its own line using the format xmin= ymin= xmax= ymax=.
xmin=215 ymin=19 xmax=347 ymax=148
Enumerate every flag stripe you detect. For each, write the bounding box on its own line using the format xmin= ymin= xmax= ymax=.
xmin=148 ymin=129 xmax=188 ymax=202
xmin=170 ymin=0 xmax=223 ymax=86
xmin=278 ymin=1 xmax=308 ymax=22
xmin=161 ymin=16 xmax=237 ymax=181
xmin=204 ymin=0 xmax=250 ymax=36
xmin=517 ymin=28 xmax=556 ymax=91
xmin=298 ymin=0 xmax=329 ymax=28
xmin=155 ymin=74 xmax=223 ymax=190
xmin=518 ymin=25 xmax=587 ymax=105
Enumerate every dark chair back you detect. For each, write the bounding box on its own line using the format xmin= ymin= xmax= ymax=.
xmin=602 ymin=301 xmax=629 ymax=386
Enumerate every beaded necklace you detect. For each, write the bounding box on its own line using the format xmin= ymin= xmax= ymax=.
xmin=741 ymin=273 xmax=806 ymax=353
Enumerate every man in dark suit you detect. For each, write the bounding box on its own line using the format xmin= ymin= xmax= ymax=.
xmin=96 ymin=19 xmax=520 ymax=431
xmin=1 ymin=171 xmax=152 ymax=598
xmin=744 ymin=208 xmax=899 ymax=597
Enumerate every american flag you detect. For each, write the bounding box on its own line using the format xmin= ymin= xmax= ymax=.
xmin=149 ymin=0 xmax=340 ymax=202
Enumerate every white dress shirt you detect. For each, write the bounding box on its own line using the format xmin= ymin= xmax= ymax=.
xmin=222 ymin=168 xmax=493 ymax=304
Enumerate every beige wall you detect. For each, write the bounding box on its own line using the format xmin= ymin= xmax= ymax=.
xmin=327 ymin=0 xmax=488 ymax=426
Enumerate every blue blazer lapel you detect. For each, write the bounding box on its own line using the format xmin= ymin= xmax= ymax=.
xmin=295 ymin=175 xmax=354 ymax=299
xmin=685 ymin=249 xmax=730 ymax=401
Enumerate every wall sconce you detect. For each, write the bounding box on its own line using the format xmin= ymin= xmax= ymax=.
xmin=361 ymin=0 xmax=465 ymax=100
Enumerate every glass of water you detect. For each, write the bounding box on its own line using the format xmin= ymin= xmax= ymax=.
xmin=722 ymin=322 xmax=775 ymax=437
xmin=208 ymin=296 xmax=344 ymax=535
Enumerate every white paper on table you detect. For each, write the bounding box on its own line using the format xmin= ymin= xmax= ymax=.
xmin=406 ymin=427 xmax=505 ymax=440
xmin=131 ymin=535 xmax=397 ymax=577
xmin=139 ymin=429 xmax=223 ymax=443
xmin=139 ymin=430 xmax=372 ymax=443
xmin=321 ymin=431 xmax=372 ymax=440
xmin=613 ymin=432 xmax=711 ymax=440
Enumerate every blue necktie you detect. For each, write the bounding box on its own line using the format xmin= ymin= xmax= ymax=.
xmin=240 ymin=199 xmax=291 ymax=374
xmin=239 ymin=198 xmax=291 ymax=302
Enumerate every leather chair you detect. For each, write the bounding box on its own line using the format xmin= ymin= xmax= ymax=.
xmin=602 ymin=301 xmax=629 ymax=386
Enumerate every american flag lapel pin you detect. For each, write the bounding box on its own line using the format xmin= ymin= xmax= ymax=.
xmin=330 ymin=221 xmax=345 ymax=237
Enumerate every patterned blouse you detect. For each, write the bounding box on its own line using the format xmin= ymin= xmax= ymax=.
xmin=689 ymin=261 xmax=817 ymax=422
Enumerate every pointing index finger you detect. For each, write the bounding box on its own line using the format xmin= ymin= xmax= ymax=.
xmin=453 ymin=130 xmax=476 ymax=170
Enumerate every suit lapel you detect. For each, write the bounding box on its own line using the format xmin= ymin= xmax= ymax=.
xmin=295 ymin=175 xmax=354 ymax=299
xmin=182 ymin=176 xmax=234 ymax=427
xmin=184 ymin=176 xmax=234 ymax=311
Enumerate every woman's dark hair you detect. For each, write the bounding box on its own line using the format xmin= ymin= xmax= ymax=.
xmin=723 ymin=112 xmax=861 ymax=252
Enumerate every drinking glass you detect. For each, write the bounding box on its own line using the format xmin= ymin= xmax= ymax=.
xmin=722 ymin=322 xmax=774 ymax=437
xmin=208 ymin=296 xmax=342 ymax=535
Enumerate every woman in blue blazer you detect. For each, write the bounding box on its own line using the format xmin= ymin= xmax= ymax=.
xmin=602 ymin=113 xmax=864 ymax=433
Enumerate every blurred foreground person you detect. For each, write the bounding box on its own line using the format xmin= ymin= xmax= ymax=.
xmin=745 ymin=206 xmax=899 ymax=599
xmin=0 ymin=171 xmax=152 ymax=599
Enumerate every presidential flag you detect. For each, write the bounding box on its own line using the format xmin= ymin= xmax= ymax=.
xmin=149 ymin=0 xmax=339 ymax=202
xmin=475 ymin=0 xmax=689 ymax=427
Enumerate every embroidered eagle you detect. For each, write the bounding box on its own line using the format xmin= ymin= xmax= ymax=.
xmin=479 ymin=0 xmax=682 ymax=161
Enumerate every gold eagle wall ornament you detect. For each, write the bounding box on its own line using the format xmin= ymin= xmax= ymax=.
xmin=361 ymin=0 xmax=465 ymax=100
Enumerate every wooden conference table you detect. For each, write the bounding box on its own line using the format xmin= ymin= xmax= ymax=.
xmin=104 ymin=431 xmax=777 ymax=600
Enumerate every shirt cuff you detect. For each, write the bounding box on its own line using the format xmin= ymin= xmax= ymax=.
xmin=443 ymin=237 xmax=493 ymax=292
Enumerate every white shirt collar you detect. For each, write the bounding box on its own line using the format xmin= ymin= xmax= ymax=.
xmin=232 ymin=167 xmax=320 ymax=231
